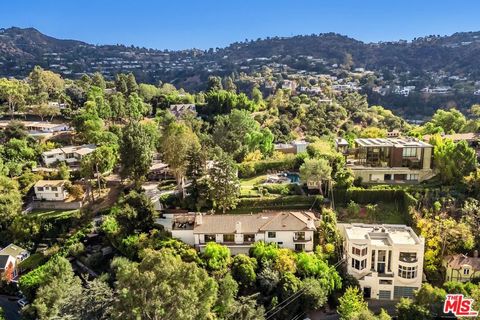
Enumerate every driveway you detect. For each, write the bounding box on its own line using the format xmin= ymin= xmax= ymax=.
xmin=0 ymin=295 xmax=20 ymax=320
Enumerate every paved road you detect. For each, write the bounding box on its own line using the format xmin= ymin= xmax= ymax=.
xmin=0 ymin=295 xmax=20 ymax=320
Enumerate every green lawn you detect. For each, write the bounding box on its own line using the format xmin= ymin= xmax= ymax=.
xmin=29 ymin=209 xmax=80 ymax=221
xmin=19 ymin=252 xmax=47 ymax=271
xmin=239 ymin=174 xmax=268 ymax=197
xmin=337 ymin=203 xmax=408 ymax=225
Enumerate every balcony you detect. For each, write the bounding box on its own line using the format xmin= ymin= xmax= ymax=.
xmin=293 ymin=236 xmax=311 ymax=242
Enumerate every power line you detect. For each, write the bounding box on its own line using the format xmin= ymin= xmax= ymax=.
xmin=265 ymin=287 xmax=308 ymax=320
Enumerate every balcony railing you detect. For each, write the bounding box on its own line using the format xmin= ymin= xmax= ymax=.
xmin=293 ymin=236 xmax=311 ymax=242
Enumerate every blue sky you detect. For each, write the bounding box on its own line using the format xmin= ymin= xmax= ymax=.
xmin=1 ymin=0 xmax=480 ymax=50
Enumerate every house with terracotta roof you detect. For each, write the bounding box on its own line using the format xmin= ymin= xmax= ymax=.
xmin=444 ymin=252 xmax=480 ymax=282
xmin=0 ymin=244 xmax=29 ymax=282
xmin=171 ymin=211 xmax=318 ymax=254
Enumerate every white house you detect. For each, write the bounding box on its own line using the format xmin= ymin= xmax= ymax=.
xmin=172 ymin=211 xmax=318 ymax=254
xmin=42 ymin=144 xmax=96 ymax=166
xmin=274 ymin=140 xmax=308 ymax=154
xmin=34 ymin=180 xmax=69 ymax=201
xmin=0 ymin=244 xmax=29 ymax=281
xmin=339 ymin=223 xmax=425 ymax=300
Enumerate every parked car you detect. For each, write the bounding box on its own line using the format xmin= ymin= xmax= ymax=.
xmin=17 ymin=298 xmax=28 ymax=308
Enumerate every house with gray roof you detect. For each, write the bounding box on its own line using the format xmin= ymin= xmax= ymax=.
xmin=0 ymin=244 xmax=29 ymax=282
xmin=172 ymin=211 xmax=318 ymax=254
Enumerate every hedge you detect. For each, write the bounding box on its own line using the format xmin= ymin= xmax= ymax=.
xmin=333 ymin=187 xmax=418 ymax=225
xmin=257 ymin=183 xmax=303 ymax=196
xmin=236 ymin=195 xmax=323 ymax=209
xmin=237 ymin=155 xmax=300 ymax=178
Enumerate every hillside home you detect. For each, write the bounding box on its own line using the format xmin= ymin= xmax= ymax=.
xmin=169 ymin=104 xmax=196 ymax=118
xmin=274 ymin=140 xmax=308 ymax=154
xmin=337 ymin=138 xmax=434 ymax=184
xmin=0 ymin=121 xmax=70 ymax=134
xmin=172 ymin=211 xmax=318 ymax=254
xmin=42 ymin=144 xmax=96 ymax=166
xmin=423 ymin=133 xmax=480 ymax=159
xmin=34 ymin=180 xmax=69 ymax=201
xmin=339 ymin=223 xmax=425 ymax=300
xmin=444 ymin=253 xmax=480 ymax=282
xmin=0 ymin=244 xmax=29 ymax=282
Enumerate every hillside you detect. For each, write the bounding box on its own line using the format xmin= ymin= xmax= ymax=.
xmin=1 ymin=27 xmax=480 ymax=117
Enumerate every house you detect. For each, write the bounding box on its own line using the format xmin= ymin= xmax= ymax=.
xmin=169 ymin=104 xmax=196 ymax=118
xmin=171 ymin=211 xmax=318 ymax=254
xmin=274 ymin=140 xmax=308 ymax=154
xmin=344 ymin=138 xmax=434 ymax=184
xmin=41 ymin=144 xmax=96 ymax=166
xmin=423 ymin=133 xmax=480 ymax=159
xmin=0 ymin=244 xmax=29 ymax=282
xmin=281 ymin=80 xmax=297 ymax=92
xmin=335 ymin=138 xmax=349 ymax=154
xmin=0 ymin=121 xmax=70 ymax=135
xmin=339 ymin=223 xmax=425 ymax=300
xmin=444 ymin=252 xmax=480 ymax=282
xmin=34 ymin=180 xmax=69 ymax=201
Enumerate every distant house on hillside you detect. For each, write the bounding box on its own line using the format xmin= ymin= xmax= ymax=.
xmin=0 ymin=244 xmax=29 ymax=282
xmin=0 ymin=121 xmax=70 ymax=135
xmin=274 ymin=140 xmax=308 ymax=154
xmin=169 ymin=104 xmax=196 ymax=118
xmin=172 ymin=211 xmax=318 ymax=254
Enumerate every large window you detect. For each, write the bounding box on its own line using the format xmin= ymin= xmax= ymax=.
xmin=243 ymin=234 xmax=255 ymax=242
xmin=351 ymin=258 xmax=367 ymax=271
xmin=267 ymin=232 xmax=276 ymax=238
xmin=352 ymin=246 xmax=368 ymax=256
xmin=398 ymin=265 xmax=417 ymax=279
xmin=399 ymin=252 xmax=417 ymax=263
xmin=294 ymin=232 xmax=305 ymax=241
xmin=407 ymin=174 xmax=419 ymax=181
xmin=204 ymin=234 xmax=216 ymax=242
xmin=402 ymin=147 xmax=417 ymax=157
xmin=464 ymin=268 xmax=470 ymax=275
xmin=223 ymin=234 xmax=235 ymax=242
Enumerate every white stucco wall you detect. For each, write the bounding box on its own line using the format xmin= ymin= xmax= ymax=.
xmin=35 ymin=187 xmax=68 ymax=201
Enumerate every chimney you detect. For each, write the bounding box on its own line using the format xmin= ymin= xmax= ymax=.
xmin=235 ymin=221 xmax=242 ymax=234
xmin=474 ymin=250 xmax=479 ymax=258
xmin=195 ymin=213 xmax=203 ymax=225
xmin=307 ymin=218 xmax=315 ymax=230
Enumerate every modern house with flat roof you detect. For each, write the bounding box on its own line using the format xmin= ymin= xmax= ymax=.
xmin=337 ymin=137 xmax=434 ymax=184
xmin=41 ymin=144 xmax=96 ymax=166
xmin=339 ymin=223 xmax=425 ymax=300
xmin=171 ymin=211 xmax=318 ymax=254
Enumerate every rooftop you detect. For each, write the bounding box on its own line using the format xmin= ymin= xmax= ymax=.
xmin=34 ymin=180 xmax=68 ymax=188
xmin=193 ymin=211 xmax=317 ymax=234
xmin=445 ymin=254 xmax=480 ymax=270
xmin=341 ymin=223 xmax=422 ymax=246
xmin=0 ymin=244 xmax=28 ymax=259
xmin=43 ymin=144 xmax=96 ymax=156
xmin=354 ymin=138 xmax=432 ymax=148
